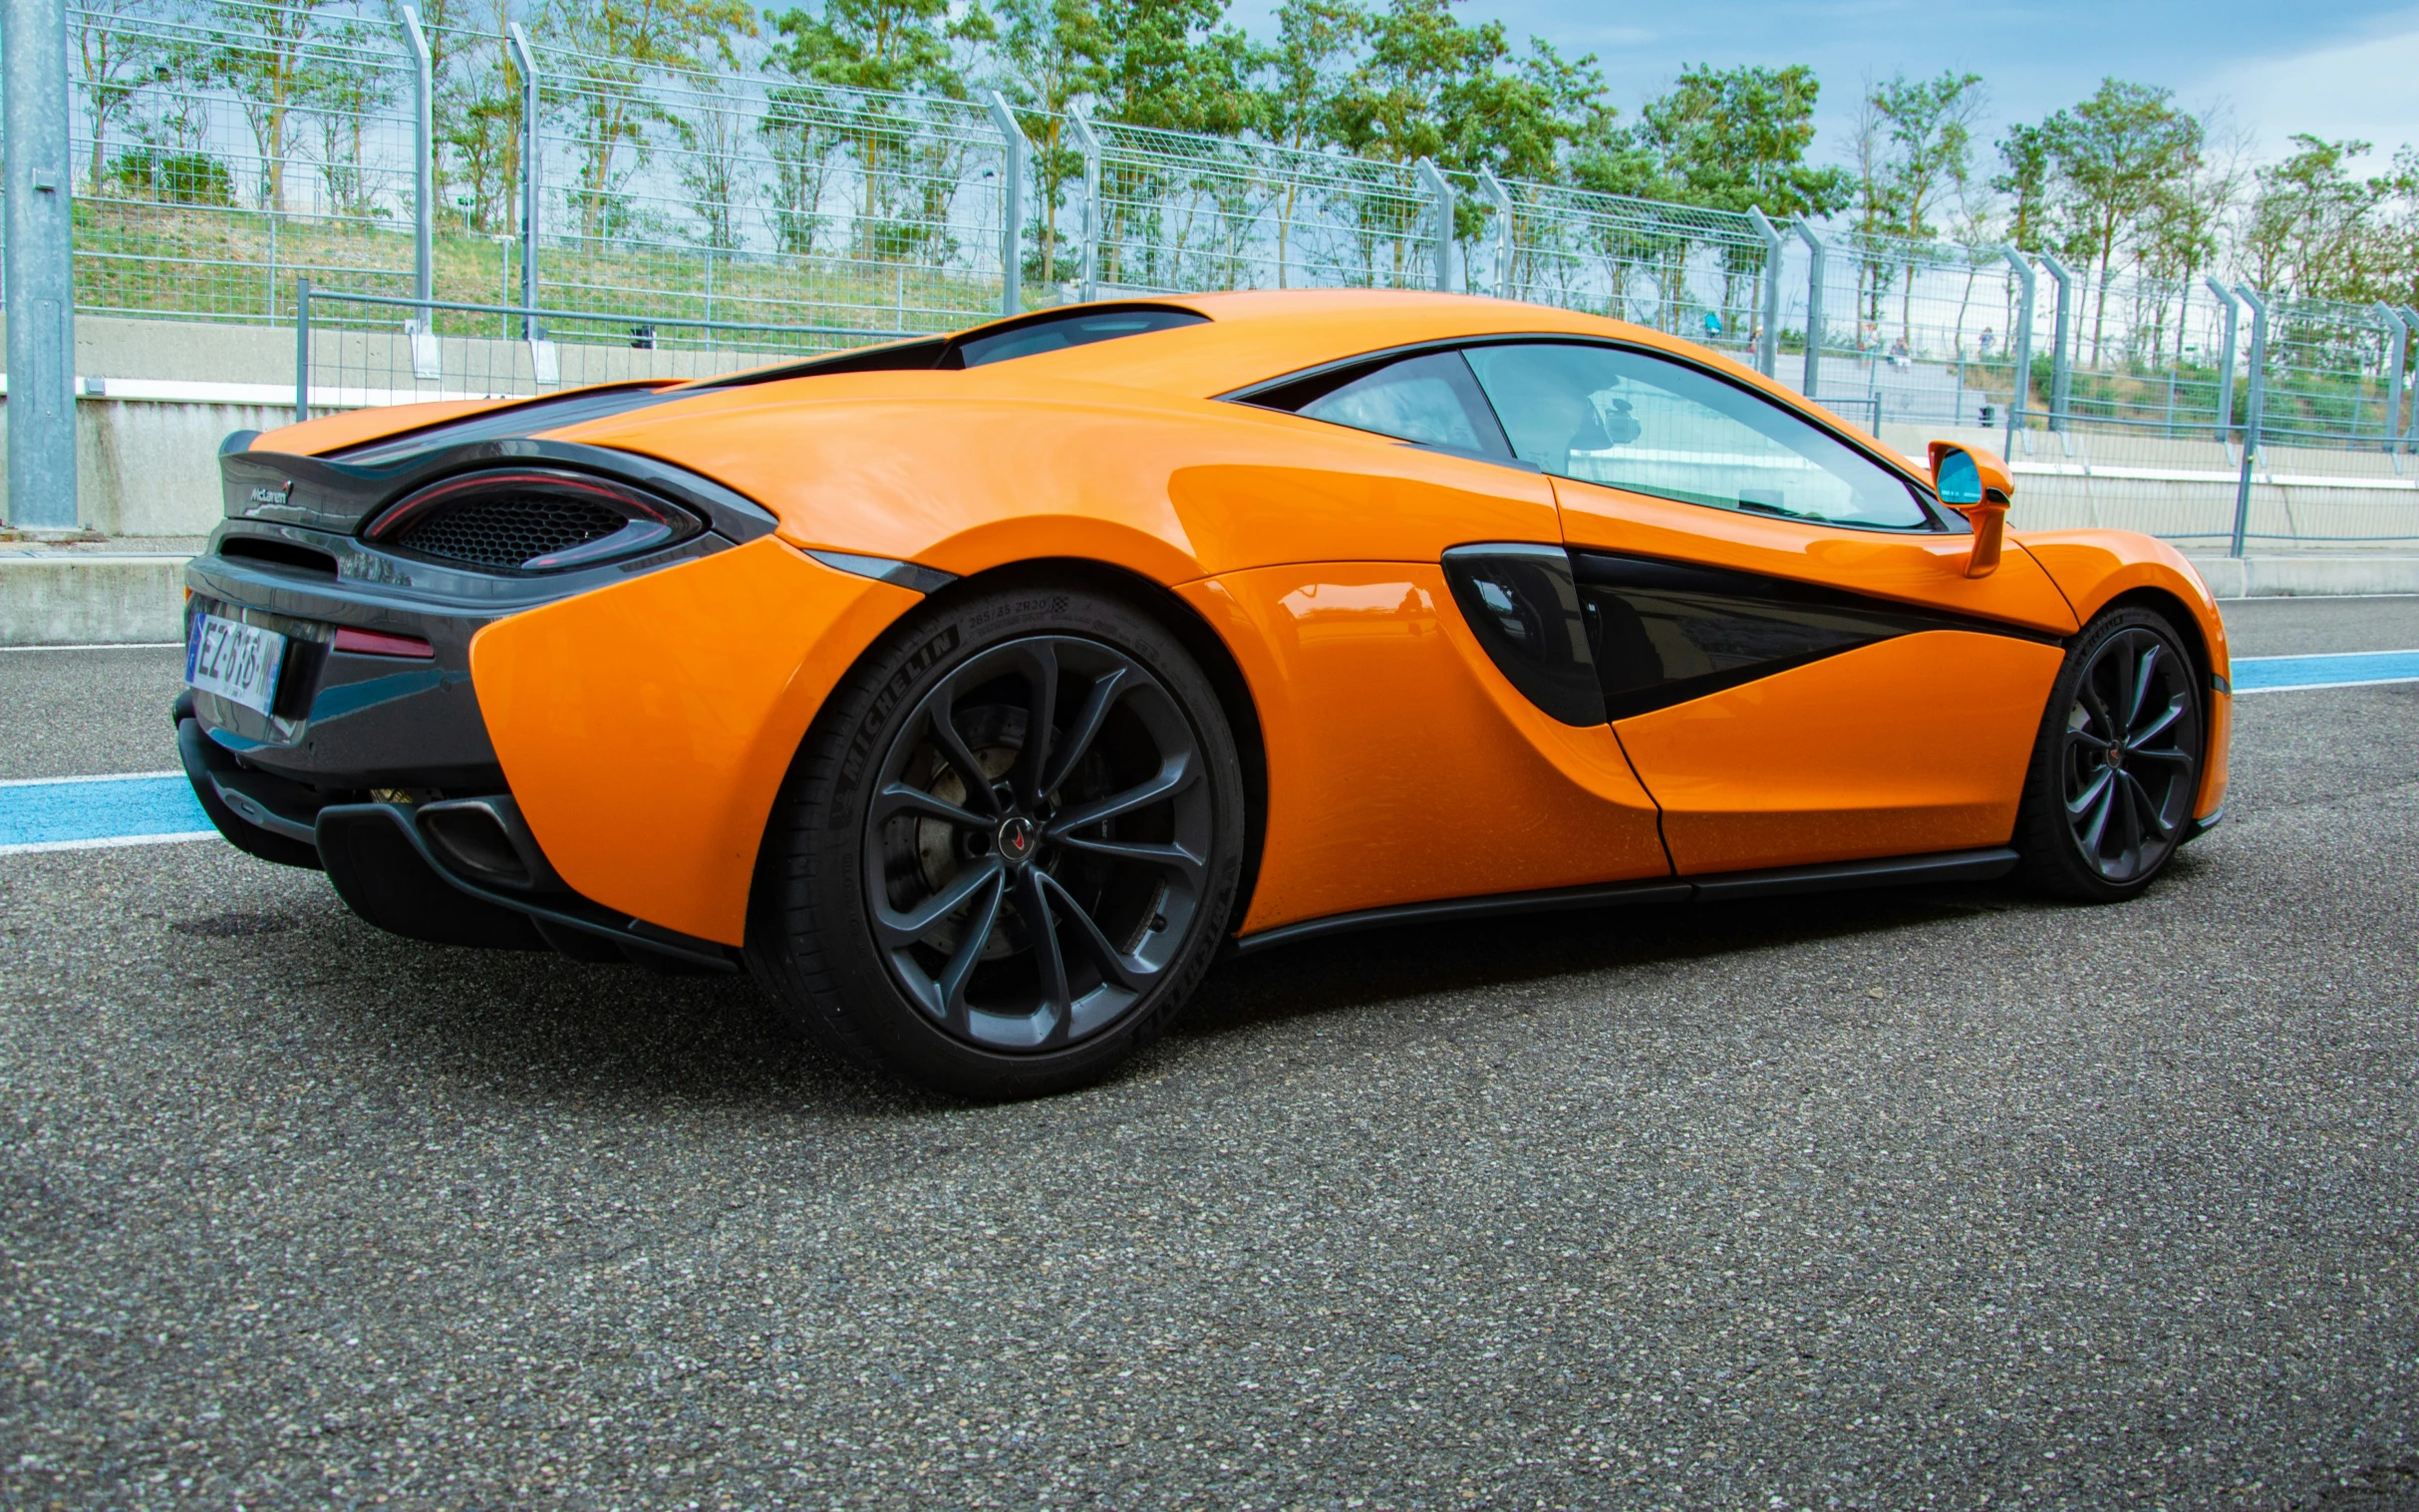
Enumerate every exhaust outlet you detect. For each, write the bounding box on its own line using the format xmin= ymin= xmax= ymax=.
xmin=417 ymin=795 xmax=563 ymax=892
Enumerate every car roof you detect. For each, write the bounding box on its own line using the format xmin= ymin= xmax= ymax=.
xmin=939 ymin=289 xmax=1663 ymax=399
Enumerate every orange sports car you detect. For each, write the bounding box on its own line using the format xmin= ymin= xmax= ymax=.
xmin=180 ymin=291 xmax=2231 ymax=1096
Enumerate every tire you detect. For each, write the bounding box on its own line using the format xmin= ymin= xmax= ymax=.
xmin=2013 ymin=606 xmax=2206 ymax=902
xmin=747 ymin=578 xmax=1247 ymax=1098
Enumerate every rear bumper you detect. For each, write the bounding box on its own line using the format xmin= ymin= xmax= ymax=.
xmin=174 ymin=697 xmax=739 ymax=970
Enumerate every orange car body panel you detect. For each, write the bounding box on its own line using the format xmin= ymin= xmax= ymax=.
xmin=2016 ymin=530 xmax=2232 ymax=819
xmin=254 ymin=396 xmax=529 ymax=455
xmin=1615 ymin=632 xmax=2067 ymax=874
xmin=266 ymin=290 xmax=2232 ymax=942
xmin=467 ymin=538 xmax=921 ymax=945
xmin=558 ymin=377 xmax=1563 ymax=577
xmin=1183 ymin=564 xmax=1668 ymax=934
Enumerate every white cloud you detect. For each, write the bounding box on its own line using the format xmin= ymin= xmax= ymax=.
xmin=2202 ymin=10 xmax=2419 ymax=163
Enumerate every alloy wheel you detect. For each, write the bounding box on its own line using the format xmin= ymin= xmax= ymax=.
xmin=862 ymin=635 xmax=1213 ymax=1051
xmin=2058 ymin=625 xmax=2201 ymax=884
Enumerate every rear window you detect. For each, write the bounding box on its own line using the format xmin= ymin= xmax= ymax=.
xmin=950 ymin=307 xmax=1207 ymax=368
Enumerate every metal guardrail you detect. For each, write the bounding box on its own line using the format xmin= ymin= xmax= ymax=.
xmin=293 ymin=284 xmax=900 ymax=419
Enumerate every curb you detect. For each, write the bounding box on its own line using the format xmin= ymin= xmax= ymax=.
xmin=0 ymin=556 xmax=188 ymax=647
xmin=2185 ymin=555 xmax=2419 ymax=600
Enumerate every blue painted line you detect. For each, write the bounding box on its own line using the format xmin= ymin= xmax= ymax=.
xmin=2232 ymin=650 xmax=2419 ymax=694
xmin=0 ymin=772 xmax=215 ymax=854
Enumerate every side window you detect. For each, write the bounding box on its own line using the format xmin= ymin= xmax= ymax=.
xmin=1461 ymin=342 xmax=1933 ymax=530
xmin=1266 ymin=351 xmax=1511 ymax=459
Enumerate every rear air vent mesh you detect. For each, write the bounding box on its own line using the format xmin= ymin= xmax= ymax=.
xmin=392 ymin=496 xmax=627 ymax=570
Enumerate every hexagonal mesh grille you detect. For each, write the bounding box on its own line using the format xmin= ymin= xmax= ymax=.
xmin=393 ymin=496 xmax=626 ymax=570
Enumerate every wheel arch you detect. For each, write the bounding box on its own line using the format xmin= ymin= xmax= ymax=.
xmin=748 ymin=554 xmax=1274 ymax=948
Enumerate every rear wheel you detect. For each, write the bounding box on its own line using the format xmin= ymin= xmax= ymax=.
xmin=748 ymin=580 xmax=1245 ymax=1098
xmin=2014 ymin=606 xmax=2205 ymax=901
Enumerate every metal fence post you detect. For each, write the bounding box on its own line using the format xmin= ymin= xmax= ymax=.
xmin=400 ymin=5 xmax=439 ymax=380
xmin=506 ymin=23 xmax=539 ymax=339
xmin=294 ymin=277 xmax=311 ymax=425
xmin=1069 ymin=110 xmax=1100 ymax=305
xmin=1792 ymin=218 xmax=1826 ymax=399
xmin=1478 ymin=168 xmax=1513 ymax=299
xmin=2230 ymin=286 xmax=2270 ymax=558
xmin=988 ymin=92 xmax=1026 ymax=317
xmin=2403 ymin=306 xmax=2419 ymax=454
xmin=3 ymin=0 xmax=78 ymax=531
xmin=1997 ymin=248 xmax=2036 ymax=461
xmin=1746 ymin=206 xmax=1784 ymax=379
xmin=1413 ymin=157 xmax=1454 ymax=293
xmin=2206 ymin=278 xmax=2239 ymax=443
xmin=2038 ymin=251 xmax=2075 ymax=432
xmin=2376 ymin=303 xmax=2409 ymax=452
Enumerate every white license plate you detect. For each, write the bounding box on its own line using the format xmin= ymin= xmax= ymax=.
xmin=185 ymin=612 xmax=288 ymax=717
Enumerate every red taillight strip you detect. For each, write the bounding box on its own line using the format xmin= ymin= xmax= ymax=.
xmin=333 ymin=626 xmax=435 ymax=659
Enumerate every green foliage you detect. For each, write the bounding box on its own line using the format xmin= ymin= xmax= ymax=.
xmin=1579 ymin=64 xmax=1846 ymax=220
xmin=109 ymin=147 xmax=235 ymax=205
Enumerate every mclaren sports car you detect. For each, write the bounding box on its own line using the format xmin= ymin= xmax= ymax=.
xmin=181 ymin=291 xmax=2231 ymax=1096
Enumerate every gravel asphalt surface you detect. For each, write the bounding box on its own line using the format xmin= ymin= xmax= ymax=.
xmin=2 ymin=598 xmax=2415 ymax=1510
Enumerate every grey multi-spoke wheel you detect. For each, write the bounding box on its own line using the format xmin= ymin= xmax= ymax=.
xmin=2015 ymin=606 xmax=2205 ymax=901
xmin=748 ymin=580 xmax=1245 ymax=1097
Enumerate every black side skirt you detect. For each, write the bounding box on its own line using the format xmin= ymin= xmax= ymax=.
xmin=1228 ymin=846 xmax=2020 ymax=956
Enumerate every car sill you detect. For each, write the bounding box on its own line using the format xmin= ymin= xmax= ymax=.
xmin=1227 ymin=846 xmax=2022 ymax=956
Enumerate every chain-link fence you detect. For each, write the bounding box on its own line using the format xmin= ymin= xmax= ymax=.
xmin=24 ymin=0 xmax=2419 ymax=547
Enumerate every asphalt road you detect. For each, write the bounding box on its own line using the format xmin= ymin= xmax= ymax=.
xmin=3 ymin=598 xmax=2416 ymax=1510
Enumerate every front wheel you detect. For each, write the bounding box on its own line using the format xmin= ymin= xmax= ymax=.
xmin=2013 ymin=606 xmax=2206 ymax=902
xmin=747 ymin=580 xmax=1246 ymax=1098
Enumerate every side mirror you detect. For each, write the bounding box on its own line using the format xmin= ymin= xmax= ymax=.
xmin=1929 ymin=441 xmax=2014 ymax=579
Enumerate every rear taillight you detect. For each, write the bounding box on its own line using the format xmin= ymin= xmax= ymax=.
xmin=333 ymin=627 xmax=434 ymax=659
xmin=361 ymin=468 xmax=703 ymax=574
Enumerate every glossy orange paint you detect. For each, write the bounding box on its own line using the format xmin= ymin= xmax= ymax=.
xmin=252 ymin=396 xmax=523 ymax=455
xmin=1615 ymin=632 xmax=2068 ymax=874
xmin=468 ymin=538 xmax=922 ymax=944
xmin=559 ymin=375 xmax=1563 ymax=578
xmin=2016 ymin=530 xmax=2232 ymax=820
xmin=1179 ymin=563 xmax=1668 ymax=933
xmin=329 ymin=289 xmax=2229 ymax=942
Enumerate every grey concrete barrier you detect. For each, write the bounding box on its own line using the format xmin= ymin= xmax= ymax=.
xmin=0 ymin=556 xmax=188 ymax=646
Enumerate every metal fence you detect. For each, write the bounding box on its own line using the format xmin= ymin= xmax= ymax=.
xmin=19 ymin=0 xmax=2419 ymax=548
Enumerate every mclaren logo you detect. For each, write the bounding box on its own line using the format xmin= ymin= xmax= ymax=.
xmin=249 ymin=483 xmax=292 ymax=507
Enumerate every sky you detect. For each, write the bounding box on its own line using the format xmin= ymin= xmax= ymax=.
xmin=1231 ymin=0 xmax=2419 ymax=176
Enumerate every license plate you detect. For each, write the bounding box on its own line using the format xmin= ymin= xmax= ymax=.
xmin=185 ymin=612 xmax=288 ymax=717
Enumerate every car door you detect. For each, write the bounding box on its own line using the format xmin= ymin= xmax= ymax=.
xmin=1202 ymin=346 xmax=1674 ymax=933
xmin=1460 ymin=340 xmax=2079 ymax=877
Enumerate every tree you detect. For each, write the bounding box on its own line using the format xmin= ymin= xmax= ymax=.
xmin=766 ymin=0 xmax=992 ymax=264
xmin=1862 ymin=70 xmax=1984 ymax=338
xmin=1258 ymin=0 xmax=1362 ymax=286
xmin=2037 ymin=79 xmax=2201 ymax=359
xmin=2242 ymin=135 xmax=2386 ymax=299
xmin=1093 ymin=0 xmax=1256 ymax=136
xmin=74 ymin=0 xmax=166 ymax=194
xmin=996 ymin=0 xmax=1108 ymax=284
xmin=209 ymin=0 xmax=340 ymax=212
xmin=1595 ymin=63 xmax=1848 ymax=220
xmin=768 ymin=0 xmax=982 ymax=98
xmin=1869 ymin=71 xmax=1982 ymax=242
xmin=1991 ymin=121 xmax=2051 ymax=252
xmin=544 ymin=0 xmax=756 ymax=239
